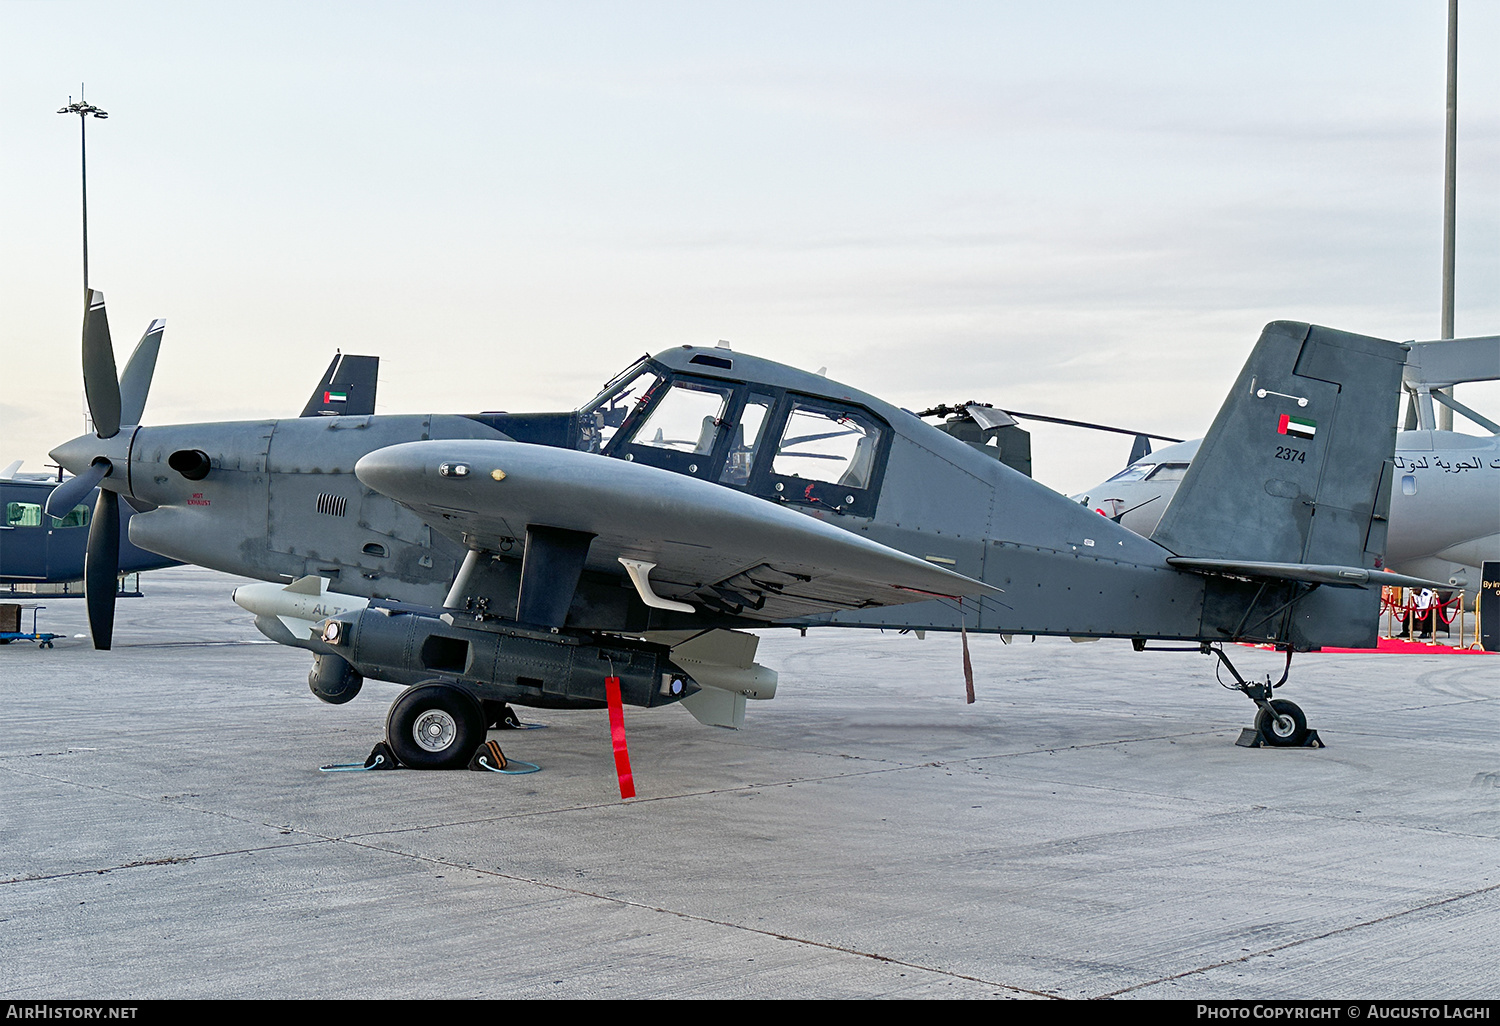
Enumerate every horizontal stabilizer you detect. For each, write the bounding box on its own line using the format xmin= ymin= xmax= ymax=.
xmin=1166 ymin=557 xmax=1445 ymax=591
xmin=1403 ymin=335 xmax=1500 ymax=389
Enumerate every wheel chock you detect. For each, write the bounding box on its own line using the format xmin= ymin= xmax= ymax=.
xmin=365 ymin=741 xmax=400 ymax=768
xmin=1236 ymin=728 xmax=1325 ymax=749
xmin=320 ymin=739 xmax=540 ymax=774
xmin=318 ymin=740 xmax=401 ymax=772
xmin=470 ymin=740 xmax=508 ymax=771
xmin=469 ymin=739 xmax=541 ymax=775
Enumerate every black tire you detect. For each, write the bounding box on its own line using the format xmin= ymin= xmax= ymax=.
xmin=1255 ymin=699 xmax=1308 ymax=748
xmin=386 ymin=682 xmax=485 ymax=770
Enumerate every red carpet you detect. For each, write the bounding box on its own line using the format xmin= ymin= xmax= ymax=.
xmin=1239 ymin=637 xmax=1493 ymax=655
xmin=1314 ymin=637 xmax=1494 ymax=655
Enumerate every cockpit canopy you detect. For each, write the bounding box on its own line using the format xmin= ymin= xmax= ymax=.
xmin=576 ymin=354 xmax=891 ymax=516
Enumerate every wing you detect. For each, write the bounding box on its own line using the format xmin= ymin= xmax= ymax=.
xmin=355 ymin=439 xmax=996 ymax=622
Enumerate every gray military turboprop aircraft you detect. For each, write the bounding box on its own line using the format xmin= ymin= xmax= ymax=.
xmin=51 ymin=290 xmax=1441 ymax=769
xmin=1075 ymin=335 xmax=1500 ymax=600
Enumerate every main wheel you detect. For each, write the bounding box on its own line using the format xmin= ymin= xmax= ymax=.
xmin=386 ymin=682 xmax=486 ymax=770
xmin=1255 ymin=699 xmax=1308 ymax=747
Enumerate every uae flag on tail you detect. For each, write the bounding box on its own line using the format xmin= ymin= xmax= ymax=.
xmin=323 ymin=391 xmax=347 ymax=404
xmin=1278 ymin=414 xmax=1316 ymax=440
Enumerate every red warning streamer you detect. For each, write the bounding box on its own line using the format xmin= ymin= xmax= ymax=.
xmin=604 ymin=676 xmax=636 ymax=799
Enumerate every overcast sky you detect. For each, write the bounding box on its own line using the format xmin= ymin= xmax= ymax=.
xmin=2 ymin=0 xmax=1495 ymax=495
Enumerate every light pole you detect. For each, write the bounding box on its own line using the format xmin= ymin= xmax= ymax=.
xmin=56 ymin=87 xmax=109 ymax=296
xmin=1438 ymin=0 xmax=1458 ymax=431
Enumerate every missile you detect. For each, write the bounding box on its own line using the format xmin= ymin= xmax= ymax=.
xmin=231 ymin=576 xmax=371 ymax=644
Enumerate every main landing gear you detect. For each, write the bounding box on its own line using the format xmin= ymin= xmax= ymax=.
xmin=319 ymin=680 xmax=542 ymax=774
xmin=385 ymin=681 xmax=487 ymax=770
xmin=1209 ymin=646 xmax=1323 ymax=749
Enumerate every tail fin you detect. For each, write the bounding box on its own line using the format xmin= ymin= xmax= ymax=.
xmin=1151 ymin=321 xmax=1407 ymax=648
xmin=301 ymin=353 xmax=380 ymax=417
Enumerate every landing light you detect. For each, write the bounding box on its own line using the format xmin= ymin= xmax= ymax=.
xmin=439 ymin=462 xmax=470 ymax=478
xmin=322 ymin=620 xmax=343 ymax=644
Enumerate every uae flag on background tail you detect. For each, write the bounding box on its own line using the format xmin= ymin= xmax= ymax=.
xmin=323 ymin=390 xmax=347 ymax=404
xmin=1278 ymin=414 xmax=1316 ymax=440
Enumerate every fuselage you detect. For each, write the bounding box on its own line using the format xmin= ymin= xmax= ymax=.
xmin=62 ymin=355 xmax=1204 ymax=637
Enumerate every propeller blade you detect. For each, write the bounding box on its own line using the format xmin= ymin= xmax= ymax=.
xmin=82 ymin=289 xmax=122 ymax=439
xmin=44 ymin=460 xmax=111 ymax=520
xmin=118 ymin=319 xmax=165 ymax=427
xmin=84 ymin=488 xmax=121 ymax=651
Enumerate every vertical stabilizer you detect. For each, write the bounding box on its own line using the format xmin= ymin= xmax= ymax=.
xmin=301 ymin=354 xmax=380 ymax=417
xmin=1152 ymin=321 xmax=1406 ymax=570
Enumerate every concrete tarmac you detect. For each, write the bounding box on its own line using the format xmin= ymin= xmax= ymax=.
xmin=1 ymin=567 xmax=1496 ymax=1000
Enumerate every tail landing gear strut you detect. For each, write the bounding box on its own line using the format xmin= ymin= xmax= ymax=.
xmin=1209 ymin=646 xmax=1323 ymax=749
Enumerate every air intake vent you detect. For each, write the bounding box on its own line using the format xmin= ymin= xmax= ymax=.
xmin=316 ymin=493 xmax=348 ymax=517
xmin=689 ymin=354 xmax=732 ymax=370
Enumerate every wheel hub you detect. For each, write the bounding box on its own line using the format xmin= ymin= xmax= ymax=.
xmin=412 ymin=709 xmax=458 ymax=752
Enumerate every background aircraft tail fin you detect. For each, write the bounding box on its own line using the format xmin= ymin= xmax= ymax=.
xmin=1152 ymin=321 xmax=1405 ymax=567
xmin=301 ymin=353 xmax=380 ymax=417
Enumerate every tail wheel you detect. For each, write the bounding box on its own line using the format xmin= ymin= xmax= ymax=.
xmin=386 ymin=682 xmax=485 ymax=770
xmin=1255 ymin=699 xmax=1308 ymax=748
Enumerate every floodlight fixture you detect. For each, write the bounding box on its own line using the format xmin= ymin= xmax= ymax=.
xmin=56 ymin=86 xmax=109 ymax=292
